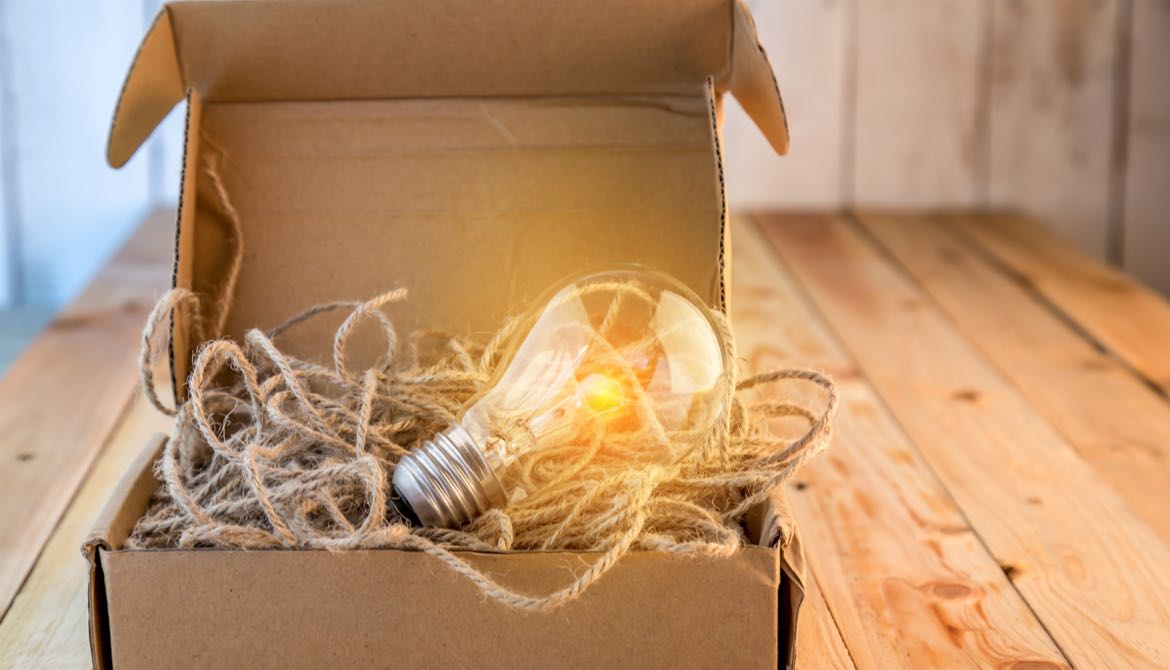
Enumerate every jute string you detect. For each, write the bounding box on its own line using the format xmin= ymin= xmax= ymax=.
xmin=127 ymin=161 xmax=837 ymax=611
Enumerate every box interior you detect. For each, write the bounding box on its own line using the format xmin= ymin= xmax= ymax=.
xmin=107 ymin=0 xmax=789 ymax=398
xmin=182 ymin=93 xmax=725 ymax=366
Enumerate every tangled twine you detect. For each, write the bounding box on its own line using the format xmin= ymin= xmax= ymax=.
xmin=126 ymin=160 xmax=836 ymax=611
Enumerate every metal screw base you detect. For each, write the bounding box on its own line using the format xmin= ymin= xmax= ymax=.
xmin=392 ymin=423 xmax=507 ymax=528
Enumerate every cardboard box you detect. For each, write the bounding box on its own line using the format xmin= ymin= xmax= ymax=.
xmin=87 ymin=1 xmax=802 ymax=667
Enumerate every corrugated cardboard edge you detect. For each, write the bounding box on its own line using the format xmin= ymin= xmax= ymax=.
xmin=82 ymin=434 xmax=166 ymax=670
xmin=167 ymin=89 xmax=201 ymax=407
xmin=724 ymin=0 xmax=790 ymax=154
xmin=107 ymin=7 xmax=182 ymax=168
xmin=706 ymin=77 xmax=730 ymax=315
xmin=746 ymin=485 xmax=806 ymax=670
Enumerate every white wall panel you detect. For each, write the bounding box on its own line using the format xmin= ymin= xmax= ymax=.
xmin=1123 ymin=0 xmax=1170 ymax=294
xmin=988 ymin=0 xmax=1123 ymax=261
xmin=852 ymin=0 xmax=989 ymax=208
xmin=724 ymin=0 xmax=851 ymax=210
xmin=5 ymin=0 xmax=152 ymax=307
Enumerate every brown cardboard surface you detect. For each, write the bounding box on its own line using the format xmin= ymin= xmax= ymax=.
xmin=83 ymin=435 xmax=166 ymax=670
xmin=89 ymin=437 xmax=803 ymax=670
xmin=725 ymin=0 xmax=790 ymax=154
xmin=108 ymin=0 xmax=789 ymax=168
xmin=192 ymin=95 xmax=723 ymax=366
xmin=102 ymin=545 xmax=780 ymax=669
xmin=170 ymin=90 xmax=201 ymax=399
xmin=107 ymin=10 xmax=183 ymax=170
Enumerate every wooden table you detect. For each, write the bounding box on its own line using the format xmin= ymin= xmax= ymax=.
xmin=2 ymin=210 xmax=1169 ymax=668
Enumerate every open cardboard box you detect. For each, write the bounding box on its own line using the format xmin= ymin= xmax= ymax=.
xmin=85 ymin=1 xmax=805 ymax=667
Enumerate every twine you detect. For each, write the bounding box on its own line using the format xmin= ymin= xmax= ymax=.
xmin=127 ymin=163 xmax=837 ymax=612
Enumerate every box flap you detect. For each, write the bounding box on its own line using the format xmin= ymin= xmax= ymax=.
xmin=745 ymin=482 xmax=797 ymax=549
xmin=84 ymin=435 xmax=166 ymax=560
xmin=723 ymin=0 xmax=789 ymax=154
xmin=745 ymin=484 xmax=806 ymax=670
xmin=84 ymin=434 xmax=166 ymax=670
xmin=107 ymin=10 xmax=184 ymax=169
xmin=108 ymin=0 xmax=789 ymax=168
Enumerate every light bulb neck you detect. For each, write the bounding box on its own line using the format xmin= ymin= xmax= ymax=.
xmin=392 ymin=423 xmax=507 ymax=528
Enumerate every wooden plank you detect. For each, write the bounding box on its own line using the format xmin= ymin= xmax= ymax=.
xmin=0 ymin=308 xmax=52 ymax=373
xmin=733 ymin=219 xmax=1066 ymax=668
xmin=796 ymin=574 xmax=857 ymax=670
xmin=760 ymin=212 xmax=1170 ymax=669
xmin=723 ymin=0 xmax=850 ymax=209
xmin=0 ymin=396 xmax=168 ymax=668
xmin=859 ymin=211 xmax=1170 ymax=543
xmin=987 ymin=0 xmax=1123 ymax=259
xmin=1122 ymin=0 xmax=1170 ymax=296
xmin=955 ymin=212 xmax=1170 ymax=392
xmin=0 ymin=210 xmax=172 ymax=620
xmin=851 ymin=0 xmax=987 ymax=207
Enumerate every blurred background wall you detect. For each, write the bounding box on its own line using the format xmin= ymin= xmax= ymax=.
xmin=0 ymin=0 xmax=181 ymax=363
xmin=724 ymin=0 xmax=1168 ymax=295
xmin=0 ymin=0 xmax=1166 ymax=337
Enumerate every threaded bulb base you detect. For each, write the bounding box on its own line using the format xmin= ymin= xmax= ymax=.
xmin=392 ymin=424 xmax=507 ymax=528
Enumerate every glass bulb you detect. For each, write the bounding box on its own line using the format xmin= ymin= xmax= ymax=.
xmin=393 ymin=268 xmax=730 ymax=528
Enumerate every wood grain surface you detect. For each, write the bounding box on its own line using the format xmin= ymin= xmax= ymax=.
xmin=0 ymin=396 xmax=167 ymax=667
xmin=0 ymin=210 xmax=171 ymax=621
xmin=760 ymin=212 xmax=1170 ymax=669
xmin=3 ymin=210 xmax=1170 ymax=668
xmin=858 ymin=211 xmax=1170 ymax=543
xmin=734 ymin=218 xmax=1067 ymax=669
xmin=954 ymin=212 xmax=1170 ymax=392
xmin=796 ymin=575 xmax=857 ymax=670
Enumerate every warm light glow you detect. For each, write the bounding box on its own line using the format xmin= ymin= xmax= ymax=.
xmin=463 ymin=268 xmax=730 ymax=469
xmin=393 ymin=268 xmax=732 ymax=527
xmin=579 ymin=373 xmax=627 ymax=415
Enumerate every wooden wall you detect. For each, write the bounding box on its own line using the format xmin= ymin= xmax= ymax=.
xmin=725 ymin=0 xmax=1170 ymax=294
xmin=0 ymin=0 xmax=1166 ymax=310
xmin=1124 ymin=0 xmax=1170 ymax=289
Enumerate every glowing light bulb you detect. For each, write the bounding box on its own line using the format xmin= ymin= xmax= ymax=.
xmin=393 ymin=268 xmax=730 ymax=528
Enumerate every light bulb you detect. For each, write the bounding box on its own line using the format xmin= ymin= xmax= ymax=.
xmin=392 ymin=268 xmax=730 ymax=528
